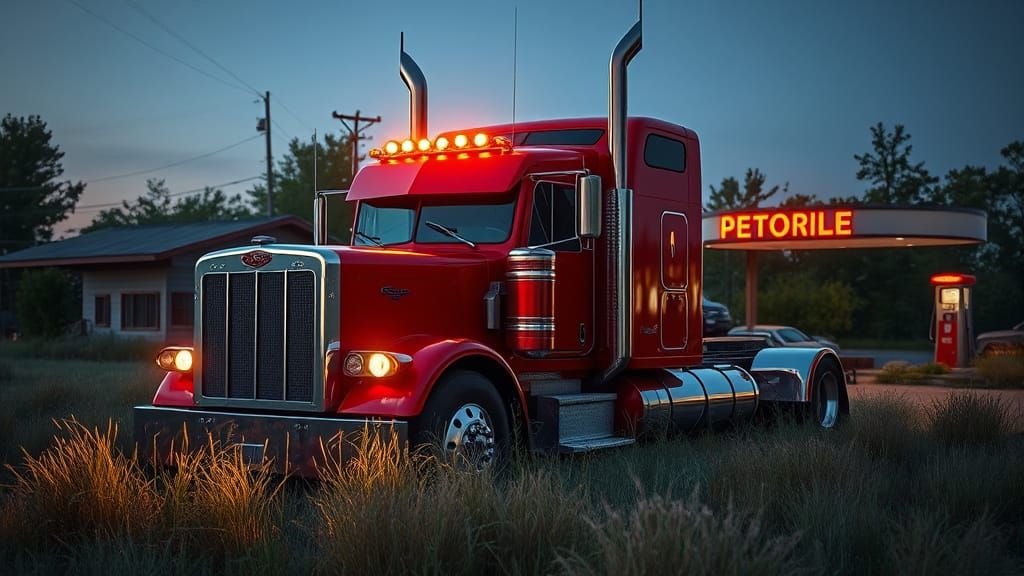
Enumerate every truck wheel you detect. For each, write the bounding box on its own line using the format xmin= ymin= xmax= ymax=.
xmin=413 ymin=370 xmax=510 ymax=470
xmin=809 ymin=358 xmax=844 ymax=428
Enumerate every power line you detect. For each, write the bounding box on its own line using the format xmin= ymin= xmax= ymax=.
xmin=124 ymin=0 xmax=263 ymax=98
xmin=63 ymin=0 xmax=250 ymax=95
xmin=75 ymin=175 xmax=263 ymax=212
xmin=124 ymin=1 xmax=313 ymax=135
xmin=275 ymin=98 xmax=313 ymax=132
xmin=86 ymin=134 xmax=261 ymax=183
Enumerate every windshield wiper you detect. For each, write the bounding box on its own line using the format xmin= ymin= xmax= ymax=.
xmin=424 ymin=221 xmax=476 ymax=248
xmin=354 ymin=231 xmax=383 ymax=246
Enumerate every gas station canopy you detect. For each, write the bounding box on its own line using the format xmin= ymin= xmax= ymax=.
xmin=702 ymin=206 xmax=987 ymax=250
xmin=700 ymin=205 xmax=987 ymax=330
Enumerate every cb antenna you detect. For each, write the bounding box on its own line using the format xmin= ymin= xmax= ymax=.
xmin=511 ymin=6 xmax=518 ymax=145
xmin=312 ymin=129 xmax=317 ymax=193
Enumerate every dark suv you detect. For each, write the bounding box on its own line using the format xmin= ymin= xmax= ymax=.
xmin=702 ymin=297 xmax=733 ymax=337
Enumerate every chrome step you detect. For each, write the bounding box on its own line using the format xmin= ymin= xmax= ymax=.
xmin=559 ymin=435 xmax=636 ymax=453
xmin=534 ymin=392 xmax=631 ymax=452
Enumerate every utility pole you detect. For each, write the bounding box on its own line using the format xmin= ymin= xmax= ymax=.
xmin=332 ymin=110 xmax=381 ymax=180
xmin=258 ymin=91 xmax=274 ymax=216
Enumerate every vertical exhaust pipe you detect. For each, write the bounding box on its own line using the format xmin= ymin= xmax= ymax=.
xmin=399 ymin=33 xmax=428 ymax=140
xmin=601 ymin=7 xmax=642 ymax=386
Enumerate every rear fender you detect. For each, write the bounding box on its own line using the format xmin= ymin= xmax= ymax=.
xmin=152 ymin=371 xmax=195 ymax=407
xmin=749 ymin=347 xmax=845 ymax=404
xmin=336 ymin=338 xmax=527 ymax=420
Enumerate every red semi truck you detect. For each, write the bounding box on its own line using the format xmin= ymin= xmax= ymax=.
xmin=136 ymin=13 xmax=848 ymax=474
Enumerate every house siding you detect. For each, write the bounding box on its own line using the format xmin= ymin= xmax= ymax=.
xmin=82 ymin=267 xmax=168 ymax=340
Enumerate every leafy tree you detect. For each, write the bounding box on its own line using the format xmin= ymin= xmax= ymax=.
xmin=759 ymin=271 xmax=859 ymax=337
xmin=854 ymin=123 xmax=937 ymax=204
xmin=248 ymin=132 xmax=355 ymax=238
xmin=15 ymin=268 xmax=78 ymax=338
xmin=779 ymin=193 xmax=820 ymax=207
xmin=84 ymin=179 xmax=253 ymax=232
xmin=0 ymin=114 xmax=85 ymax=251
xmin=705 ymin=168 xmax=788 ymax=211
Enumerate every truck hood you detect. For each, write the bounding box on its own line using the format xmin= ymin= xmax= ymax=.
xmin=332 ymin=246 xmax=503 ymax=352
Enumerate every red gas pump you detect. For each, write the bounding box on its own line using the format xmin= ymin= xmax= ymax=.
xmin=930 ymin=273 xmax=976 ymax=368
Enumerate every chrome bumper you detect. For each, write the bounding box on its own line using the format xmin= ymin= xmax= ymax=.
xmin=133 ymin=405 xmax=408 ymax=477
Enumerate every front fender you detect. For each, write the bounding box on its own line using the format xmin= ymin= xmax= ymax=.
xmin=750 ymin=347 xmax=844 ymax=403
xmin=152 ymin=371 xmax=195 ymax=407
xmin=336 ymin=338 xmax=524 ymax=419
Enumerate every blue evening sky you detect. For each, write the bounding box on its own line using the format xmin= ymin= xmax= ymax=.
xmin=4 ymin=0 xmax=1022 ymax=236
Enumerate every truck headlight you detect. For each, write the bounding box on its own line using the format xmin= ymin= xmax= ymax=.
xmin=343 ymin=351 xmax=411 ymax=378
xmin=156 ymin=347 xmax=193 ymax=372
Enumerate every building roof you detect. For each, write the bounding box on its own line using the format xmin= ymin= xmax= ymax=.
xmin=0 ymin=216 xmax=312 ymax=268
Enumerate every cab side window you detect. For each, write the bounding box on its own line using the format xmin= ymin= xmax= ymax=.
xmin=529 ymin=182 xmax=580 ymax=251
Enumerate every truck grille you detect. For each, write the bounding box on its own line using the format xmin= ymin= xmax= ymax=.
xmin=201 ymin=270 xmax=316 ymax=403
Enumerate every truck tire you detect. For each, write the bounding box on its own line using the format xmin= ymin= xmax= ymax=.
xmin=808 ymin=357 xmax=845 ymax=429
xmin=412 ymin=369 xmax=510 ymax=470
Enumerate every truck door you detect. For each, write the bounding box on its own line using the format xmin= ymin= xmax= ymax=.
xmin=528 ymin=180 xmax=594 ymax=354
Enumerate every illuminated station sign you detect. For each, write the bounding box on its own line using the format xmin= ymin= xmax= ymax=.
xmin=703 ymin=206 xmax=986 ymax=251
xmin=719 ymin=209 xmax=854 ymax=241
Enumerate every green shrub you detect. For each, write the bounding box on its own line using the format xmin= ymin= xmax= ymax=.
xmin=927 ymin=393 xmax=1014 ymax=446
xmin=974 ymin=354 xmax=1024 ymax=388
xmin=877 ymin=361 xmax=949 ymax=384
xmin=14 ymin=268 xmax=79 ymax=339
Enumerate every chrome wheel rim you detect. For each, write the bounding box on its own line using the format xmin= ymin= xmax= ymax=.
xmin=816 ymin=371 xmax=840 ymax=428
xmin=443 ymin=403 xmax=496 ymax=469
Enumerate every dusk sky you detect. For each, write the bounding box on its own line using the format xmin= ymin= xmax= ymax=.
xmin=4 ymin=0 xmax=1022 ymax=236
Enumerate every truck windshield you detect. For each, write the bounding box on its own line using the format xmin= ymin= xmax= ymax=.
xmin=354 ymin=200 xmax=516 ymax=246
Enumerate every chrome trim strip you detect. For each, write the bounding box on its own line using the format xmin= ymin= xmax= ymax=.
xmin=507 ymin=322 xmax=556 ymax=332
xmin=506 ymin=270 xmax=556 ymax=279
xmin=283 ymin=269 xmax=288 ymax=401
xmin=252 ymin=271 xmax=258 ymax=399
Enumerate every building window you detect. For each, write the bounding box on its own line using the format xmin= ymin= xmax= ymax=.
xmin=94 ymin=295 xmax=111 ymax=327
xmin=170 ymin=292 xmax=194 ymax=327
xmin=529 ymin=181 xmax=580 ymax=251
xmin=121 ymin=293 xmax=160 ymax=331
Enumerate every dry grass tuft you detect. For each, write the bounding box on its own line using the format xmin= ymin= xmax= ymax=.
xmin=927 ymin=392 xmax=1014 ymax=446
xmin=1 ymin=419 xmax=158 ymax=546
xmin=558 ymin=492 xmax=800 ymax=576
xmin=844 ymin=393 xmax=921 ymax=460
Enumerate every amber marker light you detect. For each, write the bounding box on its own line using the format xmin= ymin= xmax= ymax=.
xmin=401 ymin=139 xmax=415 ymax=153
xmin=434 ymin=136 xmax=450 ymax=151
xmin=156 ymin=347 xmax=193 ymax=372
xmin=367 ymin=353 xmax=395 ymax=377
xmin=454 ymin=134 xmax=469 ymax=148
xmin=417 ymin=138 xmax=431 ymax=152
xmin=384 ymin=140 xmax=400 ymax=155
xmin=473 ymin=132 xmax=489 ymax=147
xmin=342 ymin=351 xmax=411 ymax=377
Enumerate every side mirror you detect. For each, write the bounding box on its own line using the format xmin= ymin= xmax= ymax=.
xmin=577 ymin=175 xmax=602 ymax=239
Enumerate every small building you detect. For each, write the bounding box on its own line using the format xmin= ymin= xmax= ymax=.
xmin=0 ymin=216 xmax=312 ymax=343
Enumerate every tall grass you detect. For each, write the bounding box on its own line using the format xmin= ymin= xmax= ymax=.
xmin=1 ymin=360 xmax=1022 ymax=574
xmin=974 ymin=353 xmax=1024 ymax=388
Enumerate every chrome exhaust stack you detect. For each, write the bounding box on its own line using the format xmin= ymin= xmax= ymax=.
xmin=601 ymin=7 xmax=642 ymax=386
xmin=399 ymin=33 xmax=428 ymax=140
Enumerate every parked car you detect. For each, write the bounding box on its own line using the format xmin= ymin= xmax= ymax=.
xmin=702 ymin=297 xmax=733 ymax=337
xmin=727 ymin=324 xmax=840 ymax=352
xmin=975 ymin=321 xmax=1024 ymax=356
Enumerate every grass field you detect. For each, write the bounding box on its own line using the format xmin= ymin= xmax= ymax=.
xmin=1 ymin=356 xmax=1022 ymax=575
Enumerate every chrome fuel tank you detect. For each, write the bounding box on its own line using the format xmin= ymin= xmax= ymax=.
xmin=619 ymin=366 xmax=759 ymax=435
